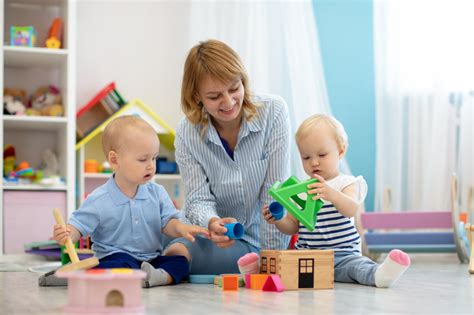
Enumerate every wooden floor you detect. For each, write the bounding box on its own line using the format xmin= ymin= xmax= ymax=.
xmin=0 ymin=254 xmax=472 ymax=314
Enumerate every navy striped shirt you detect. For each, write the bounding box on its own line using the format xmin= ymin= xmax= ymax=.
xmin=296 ymin=174 xmax=367 ymax=253
xmin=175 ymin=94 xmax=291 ymax=250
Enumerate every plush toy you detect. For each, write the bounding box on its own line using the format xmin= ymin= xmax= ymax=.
xmin=30 ymin=85 xmax=63 ymax=116
xmin=3 ymin=88 xmax=27 ymax=115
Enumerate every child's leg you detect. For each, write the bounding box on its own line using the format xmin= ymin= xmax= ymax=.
xmin=163 ymin=242 xmax=191 ymax=261
xmin=141 ymin=253 xmax=189 ymax=288
xmin=334 ymin=252 xmax=379 ymax=286
xmin=164 ymin=236 xmax=258 ymax=275
xmin=374 ymin=249 xmax=410 ymax=288
xmin=96 ymin=252 xmax=141 ymax=269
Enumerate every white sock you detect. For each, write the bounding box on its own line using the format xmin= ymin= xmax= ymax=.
xmin=375 ymin=249 xmax=411 ymax=288
xmin=141 ymin=262 xmax=171 ymax=288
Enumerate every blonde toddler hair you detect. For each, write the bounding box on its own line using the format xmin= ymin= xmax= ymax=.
xmin=102 ymin=115 xmax=156 ymax=157
xmin=295 ymin=114 xmax=348 ymax=150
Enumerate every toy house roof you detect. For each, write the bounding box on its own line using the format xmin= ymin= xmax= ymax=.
xmin=75 ymin=98 xmax=176 ymax=151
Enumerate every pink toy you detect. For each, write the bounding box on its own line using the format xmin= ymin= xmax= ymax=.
xmin=262 ymin=275 xmax=285 ymax=292
xmin=56 ymin=268 xmax=146 ymax=313
xmin=237 ymin=252 xmax=260 ymax=275
xmin=244 ymin=274 xmax=251 ymax=288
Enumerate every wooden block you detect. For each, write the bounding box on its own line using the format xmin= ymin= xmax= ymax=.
xmin=262 ymin=275 xmax=285 ymax=292
xmin=245 ymin=274 xmax=251 ymax=288
xmin=250 ymin=274 xmax=268 ymax=290
xmin=222 ymin=275 xmax=239 ymax=291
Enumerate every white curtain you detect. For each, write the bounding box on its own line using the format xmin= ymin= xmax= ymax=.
xmin=187 ymin=0 xmax=335 ymax=179
xmin=374 ymin=1 xmax=474 ymax=213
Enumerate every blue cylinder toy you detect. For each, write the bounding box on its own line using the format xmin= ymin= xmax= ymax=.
xmin=269 ymin=201 xmax=285 ymax=220
xmin=224 ymin=222 xmax=244 ymax=239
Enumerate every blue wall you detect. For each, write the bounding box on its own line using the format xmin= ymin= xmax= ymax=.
xmin=313 ymin=0 xmax=375 ymax=211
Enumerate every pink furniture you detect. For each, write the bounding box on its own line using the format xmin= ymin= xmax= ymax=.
xmin=56 ymin=268 xmax=146 ymax=313
xmin=3 ymin=191 xmax=66 ymax=254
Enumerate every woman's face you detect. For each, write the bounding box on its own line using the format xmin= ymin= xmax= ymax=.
xmin=197 ymin=75 xmax=244 ymax=127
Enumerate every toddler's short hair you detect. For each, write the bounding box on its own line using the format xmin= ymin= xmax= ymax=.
xmin=295 ymin=114 xmax=348 ymax=150
xmin=102 ymin=115 xmax=156 ymax=157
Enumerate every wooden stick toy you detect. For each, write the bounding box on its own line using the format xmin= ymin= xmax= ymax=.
xmin=52 ymin=208 xmax=99 ymax=272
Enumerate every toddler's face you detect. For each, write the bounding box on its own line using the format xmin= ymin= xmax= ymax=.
xmin=115 ymin=128 xmax=160 ymax=185
xmin=297 ymin=124 xmax=344 ymax=181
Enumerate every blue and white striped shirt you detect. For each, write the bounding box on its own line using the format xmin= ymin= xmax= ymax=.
xmin=175 ymin=94 xmax=291 ymax=250
xmin=296 ymin=174 xmax=367 ymax=253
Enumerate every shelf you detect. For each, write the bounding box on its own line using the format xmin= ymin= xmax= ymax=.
xmin=3 ymin=115 xmax=68 ymax=131
xmin=84 ymin=173 xmax=181 ymax=181
xmin=2 ymin=184 xmax=67 ymax=191
xmin=3 ymin=46 xmax=68 ymax=68
xmin=6 ymin=0 xmax=64 ymax=8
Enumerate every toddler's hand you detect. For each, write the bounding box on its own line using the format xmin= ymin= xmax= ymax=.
xmin=53 ymin=224 xmax=70 ymax=246
xmin=262 ymin=204 xmax=277 ymax=225
xmin=307 ymin=174 xmax=337 ymax=202
xmin=179 ymin=225 xmax=209 ymax=243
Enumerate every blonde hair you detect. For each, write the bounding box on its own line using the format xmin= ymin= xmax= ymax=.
xmin=181 ymin=39 xmax=257 ymax=128
xmin=102 ymin=115 xmax=156 ymax=157
xmin=295 ymin=114 xmax=348 ymax=150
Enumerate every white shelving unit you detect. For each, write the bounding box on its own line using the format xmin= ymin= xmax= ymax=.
xmin=0 ymin=0 xmax=76 ymax=254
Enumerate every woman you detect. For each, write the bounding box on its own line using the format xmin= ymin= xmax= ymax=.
xmin=166 ymin=39 xmax=291 ymax=274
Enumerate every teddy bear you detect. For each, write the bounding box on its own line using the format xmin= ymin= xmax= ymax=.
xmin=3 ymin=88 xmax=27 ymax=115
xmin=29 ymin=85 xmax=63 ymax=117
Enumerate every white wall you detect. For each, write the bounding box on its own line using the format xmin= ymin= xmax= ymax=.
xmin=77 ymin=0 xmax=191 ymax=129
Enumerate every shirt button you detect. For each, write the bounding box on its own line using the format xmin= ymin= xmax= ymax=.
xmin=135 ymin=219 xmax=139 ymax=224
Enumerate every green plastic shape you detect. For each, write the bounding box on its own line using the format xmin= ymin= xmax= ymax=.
xmin=268 ymin=176 xmax=324 ymax=231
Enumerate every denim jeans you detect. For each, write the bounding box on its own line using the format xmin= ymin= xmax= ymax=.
xmin=167 ymin=235 xmax=259 ymax=275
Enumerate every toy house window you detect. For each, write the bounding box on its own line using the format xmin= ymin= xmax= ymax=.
xmin=261 ymin=257 xmax=267 ymax=272
xmin=270 ymin=258 xmax=276 ymax=274
xmin=299 ymin=258 xmax=314 ymax=274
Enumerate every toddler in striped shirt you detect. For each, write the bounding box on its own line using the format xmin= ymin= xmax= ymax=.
xmin=262 ymin=114 xmax=410 ymax=287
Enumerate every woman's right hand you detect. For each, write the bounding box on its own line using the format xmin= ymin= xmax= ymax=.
xmin=208 ymin=217 xmax=237 ymax=248
xmin=53 ymin=224 xmax=70 ymax=246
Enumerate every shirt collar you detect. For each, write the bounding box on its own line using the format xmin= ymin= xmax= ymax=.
xmin=107 ymin=175 xmax=149 ymax=205
xmin=205 ymin=112 xmax=263 ymax=145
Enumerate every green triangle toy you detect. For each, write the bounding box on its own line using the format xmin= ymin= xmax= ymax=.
xmin=268 ymin=176 xmax=324 ymax=231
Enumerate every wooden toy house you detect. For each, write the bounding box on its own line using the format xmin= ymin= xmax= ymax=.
xmin=56 ymin=268 xmax=145 ymax=313
xmin=259 ymin=249 xmax=334 ymax=290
